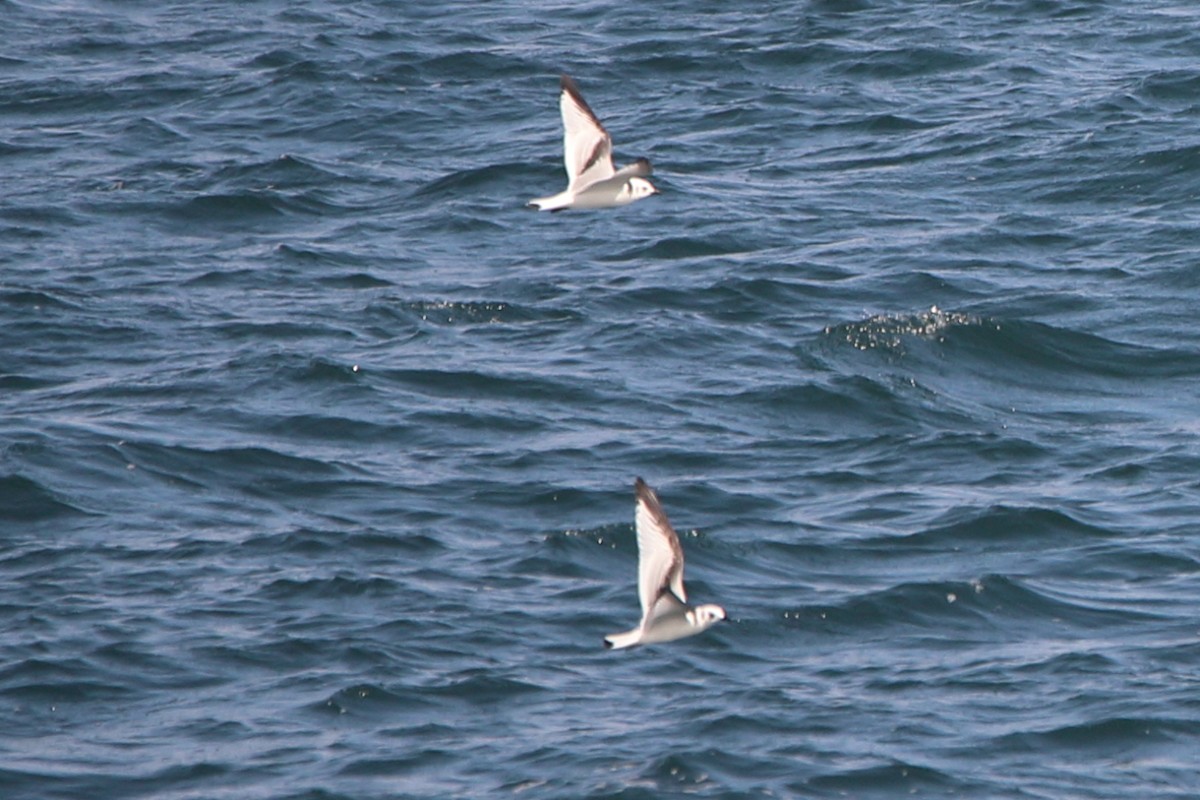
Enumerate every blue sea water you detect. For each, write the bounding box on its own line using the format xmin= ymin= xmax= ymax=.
xmin=3 ymin=0 xmax=1200 ymax=797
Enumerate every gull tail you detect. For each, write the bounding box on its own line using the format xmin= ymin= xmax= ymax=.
xmin=603 ymin=627 xmax=642 ymax=650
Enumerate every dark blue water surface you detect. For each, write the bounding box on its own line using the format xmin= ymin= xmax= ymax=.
xmin=3 ymin=1 xmax=1200 ymax=798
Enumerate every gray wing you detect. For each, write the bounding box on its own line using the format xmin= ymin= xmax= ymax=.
xmin=647 ymin=590 xmax=689 ymax=625
xmin=559 ymin=74 xmax=616 ymax=192
xmin=633 ymin=477 xmax=687 ymax=629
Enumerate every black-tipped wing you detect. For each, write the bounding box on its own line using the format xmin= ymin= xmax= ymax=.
xmin=633 ymin=477 xmax=687 ymax=627
xmin=616 ymin=157 xmax=653 ymax=178
xmin=559 ymin=74 xmax=616 ymax=192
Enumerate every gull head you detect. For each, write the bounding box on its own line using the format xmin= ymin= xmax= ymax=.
xmin=688 ymin=604 xmax=727 ymax=632
xmin=625 ymin=177 xmax=659 ymax=202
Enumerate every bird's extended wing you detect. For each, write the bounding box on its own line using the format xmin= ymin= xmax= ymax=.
xmin=634 ymin=477 xmax=687 ymax=627
xmin=560 ymin=74 xmax=615 ymax=192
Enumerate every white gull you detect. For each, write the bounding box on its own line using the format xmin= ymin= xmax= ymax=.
xmin=604 ymin=478 xmax=726 ymax=649
xmin=528 ymin=75 xmax=659 ymax=212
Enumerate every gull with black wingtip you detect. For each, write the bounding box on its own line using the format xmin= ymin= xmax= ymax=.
xmin=528 ymin=74 xmax=659 ymax=212
xmin=604 ymin=478 xmax=727 ymax=650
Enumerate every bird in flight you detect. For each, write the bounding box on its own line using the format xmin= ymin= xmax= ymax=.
xmin=604 ymin=478 xmax=726 ymax=649
xmin=528 ymin=75 xmax=659 ymax=212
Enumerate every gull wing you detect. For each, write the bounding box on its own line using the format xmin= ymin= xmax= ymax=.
xmin=559 ymin=74 xmax=615 ymax=192
xmin=612 ymin=157 xmax=652 ymax=179
xmin=633 ymin=477 xmax=687 ymax=628
xmin=647 ymin=590 xmax=689 ymax=625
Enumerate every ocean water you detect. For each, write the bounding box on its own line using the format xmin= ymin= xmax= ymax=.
xmin=3 ymin=0 xmax=1200 ymax=797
